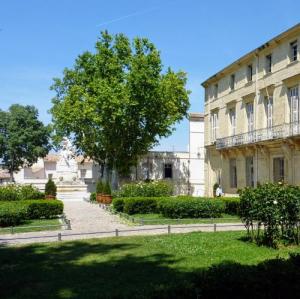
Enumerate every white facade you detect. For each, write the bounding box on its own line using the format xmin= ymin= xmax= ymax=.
xmin=8 ymin=112 xmax=205 ymax=197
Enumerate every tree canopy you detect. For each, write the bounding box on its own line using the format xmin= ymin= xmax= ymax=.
xmin=51 ymin=31 xmax=190 ymax=176
xmin=0 ymin=104 xmax=51 ymax=180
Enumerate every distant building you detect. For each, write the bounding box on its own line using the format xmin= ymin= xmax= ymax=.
xmin=203 ymin=24 xmax=300 ymax=196
xmin=4 ymin=113 xmax=204 ymax=199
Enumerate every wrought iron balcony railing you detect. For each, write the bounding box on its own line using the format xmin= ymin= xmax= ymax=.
xmin=216 ymin=122 xmax=300 ymax=150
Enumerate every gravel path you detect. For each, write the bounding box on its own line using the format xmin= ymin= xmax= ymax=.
xmin=0 ymin=201 xmax=245 ymax=246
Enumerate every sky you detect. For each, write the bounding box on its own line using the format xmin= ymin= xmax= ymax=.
xmin=0 ymin=0 xmax=300 ymax=151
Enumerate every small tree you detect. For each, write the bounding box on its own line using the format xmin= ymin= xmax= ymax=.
xmin=103 ymin=181 xmax=112 ymax=195
xmin=96 ymin=180 xmax=104 ymax=194
xmin=45 ymin=179 xmax=57 ymax=198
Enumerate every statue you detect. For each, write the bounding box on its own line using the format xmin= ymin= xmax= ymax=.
xmin=61 ymin=137 xmax=75 ymax=166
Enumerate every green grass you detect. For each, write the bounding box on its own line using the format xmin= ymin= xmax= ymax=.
xmin=124 ymin=213 xmax=241 ymax=225
xmin=0 ymin=231 xmax=299 ymax=298
xmin=0 ymin=218 xmax=62 ymax=234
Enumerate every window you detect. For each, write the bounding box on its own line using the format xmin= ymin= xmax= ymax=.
xmin=230 ymin=74 xmax=235 ymax=90
xmin=265 ymin=54 xmax=272 ymax=73
xmin=229 ymin=108 xmax=236 ymax=136
xmin=273 ymin=157 xmax=284 ymax=183
xmin=290 ymin=86 xmax=299 ymax=123
xmin=213 ymin=84 xmax=218 ymax=99
xmin=247 ymin=64 xmax=253 ymax=82
xmin=245 ymin=156 xmax=254 ymax=187
xmin=142 ymin=161 xmax=152 ymax=180
xmin=80 ymin=169 xmax=87 ymax=179
xmin=229 ymin=159 xmax=237 ymax=188
xmin=164 ymin=163 xmax=173 ymax=179
xmin=246 ymin=102 xmax=254 ymax=132
xmin=265 ymin=96 xmax=273 ymax=128
xmin=211 ymin=112 xmax=218 ymax=142
xmin=48 ymin=173 xmax=53 ymax=180
xmin=290 ymin=40 xmax=298 ymax=62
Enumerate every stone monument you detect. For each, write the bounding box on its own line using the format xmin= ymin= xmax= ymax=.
xmin=56 ymin=137 xmax=88 ymax=201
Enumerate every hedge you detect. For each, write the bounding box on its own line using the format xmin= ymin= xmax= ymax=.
xmin=220 ymin=197 xmax=240 ymax=215
xmin=0 ymin=200 xmax=64 ymax=227
xmin=158 ymin=198 xmax=225 ymax=218
xmin=0 ymin=185 xmax=44 ymax=201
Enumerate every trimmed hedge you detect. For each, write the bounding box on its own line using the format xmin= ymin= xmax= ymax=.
xmin=158 ymin=198 xmax=225 ymax=219
xmin=112 ymin=198 xmax=125 ymax=212
xmin=221 ymin=197 xmax=240 ymax=215
xmin=0 ymin=185 xmax=44 ymax=201
xmin=0 ymin=200 xmax=64 ymax=227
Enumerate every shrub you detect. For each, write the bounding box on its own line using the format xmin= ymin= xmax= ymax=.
xmin=19 ymin=185 xmax=44 ymax=200
xmin=112 ymin=198 xmax=125 ymax=212
xmin=90 ymin=192 xmax=96 ymax=202
xmin=158 ymin=198 xmax=225 ymax=219
xmin=0 ymin=201 xmax=28 ymax=226
xmin=239 ymin=183 xmax=300 ymax=247
xmin=103 ymin=182 xmax=112 ymax=195
xmin=221 ymin=197 xmax=240 ymax=215
xmin=123 ymin=197 xmax=161 ymax=215
xmin=96 ymin=180 xmax=104 ymax=194
xmin=118 ymin=180 xmax=173 ymax=197
xmin=0 ymin=185 xmax=20 ymax=201
xmin=0 ymin=184 xmax=44 ymax=201
xmin=25 ymin=200 xmax=64 ymax=219
xmin=45 ymin=179 xmax=57 ymax=197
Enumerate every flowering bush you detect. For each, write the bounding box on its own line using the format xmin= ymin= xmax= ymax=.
xmin=0 ymin=184 xmax=44 ymax=201
xmin=239 ymin=183 xmax=300 ymax=247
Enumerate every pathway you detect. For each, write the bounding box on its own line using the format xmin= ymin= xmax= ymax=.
xmin=0 ymin=201 xmax=245 ymax=246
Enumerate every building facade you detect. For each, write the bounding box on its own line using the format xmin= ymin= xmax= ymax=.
xmin=203 ymin=24 xmax=300 ymax=196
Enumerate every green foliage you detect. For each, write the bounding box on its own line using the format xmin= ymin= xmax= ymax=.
xmin=0 ymin=185 xmax=44 ymax=201
xmin=158 ymin=198 xmax=225 ymax=219
xmin=0 ymin=200 xmax=64 ymax=227
xmin=112 ymin=198 xmax=125 ymax=212
xmin=50 ymin=31 xmax=190 ymax=176
xmin=45 ymin=179 xmax=57 ymax=197
xmin=96 ymin=181 xmax=104 ymax=194
xmin=221 ymin=197 xmax=240 ymax=215
xmin=103 ymin=182 xmax=112 ymax=195
xmin=118 ymin=180 xmax=173 ymax=197
xmin=90 ymin=192 xmax=96 ymax=202
xmin=0 ymin=104 xmax=51 ymax=177
xmin=123 ymin=197 xmax=161 ymax=215
xmin=239 ymin=183 xmax=300 ymax=247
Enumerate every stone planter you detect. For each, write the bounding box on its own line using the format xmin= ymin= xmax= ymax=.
xmin=45 ymin=194 xmax=56 ymax=200
xmin=102 ymin=194 xmax=113 ymax=205
xmin=96 ymin=194 xmax=103 ymax=203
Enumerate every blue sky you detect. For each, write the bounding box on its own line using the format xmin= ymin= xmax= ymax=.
xmin=0 ymin=0 xmax=300 ymax=151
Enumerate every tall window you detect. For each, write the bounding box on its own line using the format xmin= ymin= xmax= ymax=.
xmin=246 ymin=102 xmax=254 ymax=132
xmin=211 ymin=112 xmax=218 ymax=142
xmin=265 ymin=96 xmax=273 ymax=129
xmin=290 ymin=86 xmax=299 ymax=123
xmin=273 ymin=157 xmax=284 ymax=183
xmin=229 ymin=159 xmax=237 ymax=188
xmin=229 ymin=108 xmax=236 ymax=136
xmin=230 ymin=74 xmax=235 ymax=90
xmin=290 ymin=40 xmax=298 ymax=62
xmin=247 ymin=64 xmax=253 ymax=82
xmin=245 ymin=156 xmax=254 ymax=187
xmin=265 ymin=54 xmax=272 ymax=73
xmin=164 ymin=163 xmax=173 ymax=179
xmin=213 ymin=84 xmax=218 ymax=99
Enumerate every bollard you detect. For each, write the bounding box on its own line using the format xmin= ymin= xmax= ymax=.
xmin=67 ymin=219 xmax=71 ymax=230
xmin=115 ymin=229 xmax=119 ymax=237
xmin=214 ymin=223 xmax=217 ymax=232
xmin=168 ymin=225 xmax=171 ymax=234
xmin=58 ymin=233 xmax=62 ymax=241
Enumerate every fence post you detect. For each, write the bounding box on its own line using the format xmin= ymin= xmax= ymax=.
xmin=140 ymin=218 xmax=144 ymax=226
xmin=115 ymin=229 xmax=119 ymax=237
xmin=11 ymin=226 xmax=14 ymax=234
xmin=168 ymin=225 xmax=171 ymax=234
xmin=58 ymin=233 xmax=62 ymax=241
xmin=214 ymin=223 xmax=217 ymax=232
xmin=67 ymin=219 xmax=71 ymax=230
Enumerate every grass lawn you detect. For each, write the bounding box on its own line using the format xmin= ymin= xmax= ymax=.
xmin=0 ymin=218 xmax=62 ymax=234
xmin=1 ymin=231 xmax=299 ymax=298
xmin=125 ymin=213 xmax=241 ymax=225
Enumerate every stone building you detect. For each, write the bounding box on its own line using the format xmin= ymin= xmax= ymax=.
xmin=203 ymin=23 xmax=300 ymax=196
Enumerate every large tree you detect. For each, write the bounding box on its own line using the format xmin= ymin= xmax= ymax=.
xmin=0 ymin=104 xmax=51 ymax=181
xmin=51 ymin=31 xmax=190 ymax=182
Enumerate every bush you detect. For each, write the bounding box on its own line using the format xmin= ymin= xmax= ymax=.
xmin=221 ymin=197 xmax=240 ymax=215
xmin=112 ymin=198 xmax=125 ymax=212
xmin=25 ymin=200 xmax=63 ymax=219
xmin=239 ymin=183 xmax=300 ymax=247
xmin=0 ymin=184 xmax=44 ymax=201
xmin=96 ymin=180 xmax=104 ymax=194
xmin=118 ymin=180 xmax=173 ymax=197
xmin=0 ymin=201 xmax=28 ymax=226
xmin=19 ymin=185 xmax=44 ymax=200
xmin=0 ymin=185 xmax=20 ymax=201
xmin=45 ymin=179 xmax=57 ymax=197
xmin=158 ymin=198 xmax=225 ymax=219
xmin=90 ymin=192 xmax=96 ymax=202
xmin=103 ymin=182 xmax=112 ymax=195
xmin=123 ymin=197 xmax=161 ymax=215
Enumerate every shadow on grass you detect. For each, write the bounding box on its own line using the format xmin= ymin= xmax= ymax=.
xmin=0 ymin=239 xmax=299 ymax=299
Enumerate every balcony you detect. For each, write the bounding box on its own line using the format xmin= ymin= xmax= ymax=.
xmin=216 ymin=122 xmax=300 ymax=150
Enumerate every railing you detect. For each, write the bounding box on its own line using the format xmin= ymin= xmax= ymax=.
xmin=216 ymin=121 xmax=300 ymax=149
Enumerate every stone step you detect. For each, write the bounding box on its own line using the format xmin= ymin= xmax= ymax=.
xmin=57 ymin=192 xmax=89 ymax=202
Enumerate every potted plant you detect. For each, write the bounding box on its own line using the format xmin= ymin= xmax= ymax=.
xmin=102 ymin=181 xmax=112 ymax=204
xmin=96 ymin=180 xmax=104 ymax=203
xmin=45 ymin=179 xmax=57 ymax=199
